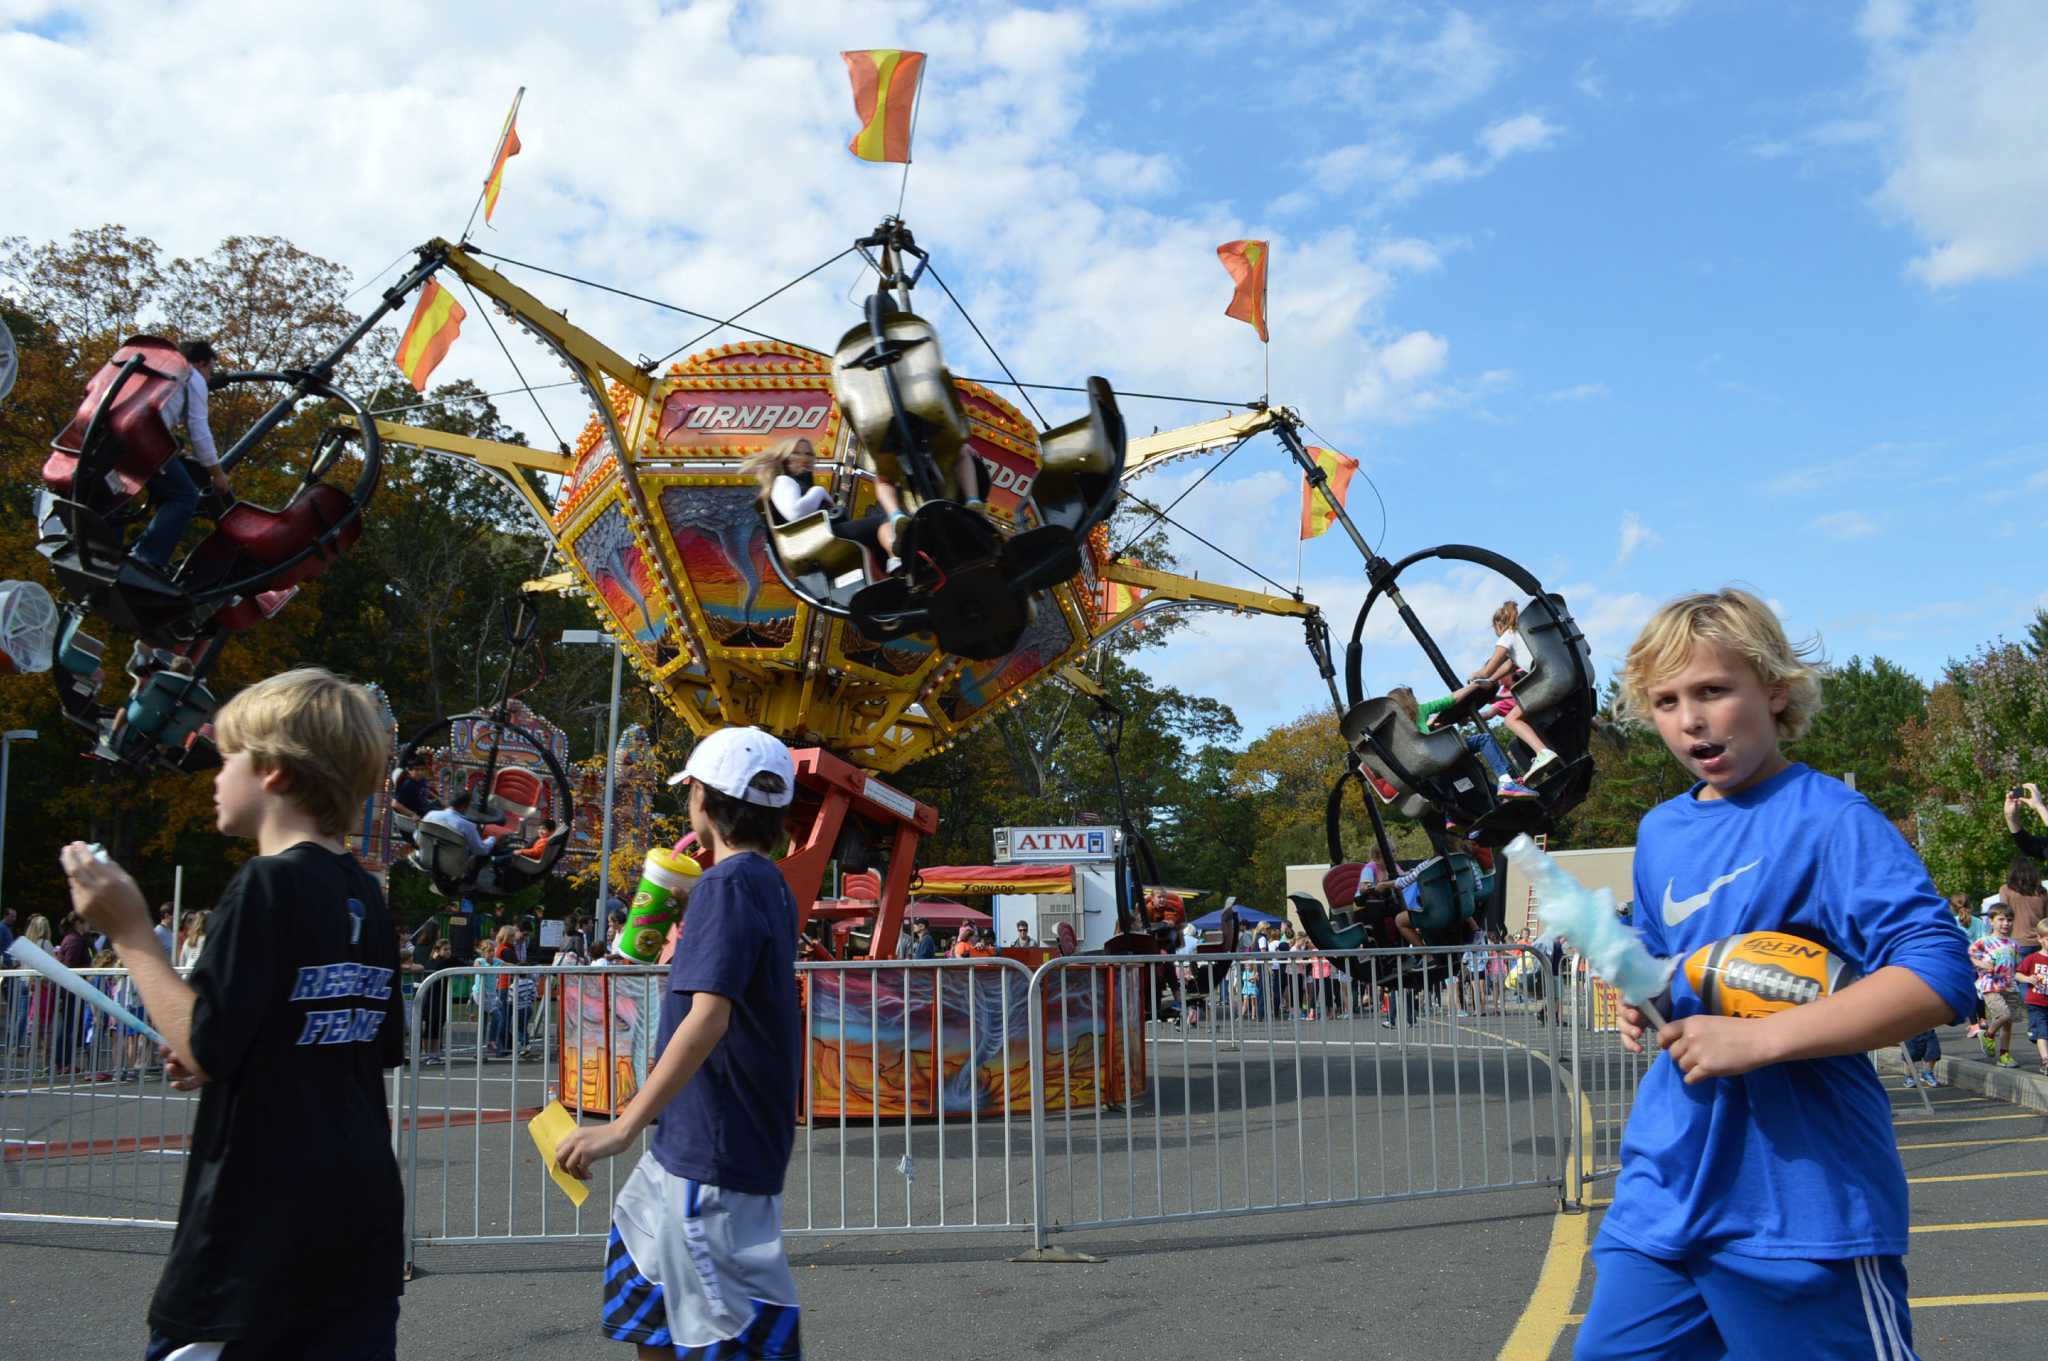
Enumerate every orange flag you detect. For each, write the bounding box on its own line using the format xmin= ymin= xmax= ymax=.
xmin=1096 ymin=566 xmax=1149 ymax=629
xmin=1299 ymin=446 xmax=1358 ymax=540
xmin=395 ymin=280 xmax=465 ymax=392
xmin=841 ymin=50 xmax=925 ymax=163
xmin=483 ymin=88 xmax=524 ymax=224
xmin=1216 ymin=239 xmax=1269 ymax=342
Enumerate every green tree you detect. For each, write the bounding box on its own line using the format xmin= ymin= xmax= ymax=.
xmin=1900 ymin=641 xmax=2048 ymax=898
xmin=1791 ymin=656 xmax=1928 ymax=823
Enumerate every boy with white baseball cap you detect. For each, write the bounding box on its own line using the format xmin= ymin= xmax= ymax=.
xmin=558 ymin=726 xmax=805 ymax=1359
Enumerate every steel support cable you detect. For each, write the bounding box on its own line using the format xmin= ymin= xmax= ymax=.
xmin=922 ymin=262 xmax=1046 ymax=427
xmin=369 ymin=379 xmax=582 ymax=419
xmin=1109 ymin=434 xmax=1252 ymax=560
xmin=458 ymin=278 xmax=569 ymax=452
xmin=645 ymin=246 xmax=860 ymax=368
xmin=1116 ymin=489 xmax=1296 ymax=598
xmin=444 ymin=250 xmax=1256 ymax=410
xmin=467 ymin=249 xmax=811 ymax=352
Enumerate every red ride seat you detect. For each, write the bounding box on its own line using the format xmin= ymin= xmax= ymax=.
xmin=44 ymin=336 xmax=189 ymax=502
xmin=1322 ymin=863 xmax=1366 ymax=909
xmin=192 ymin=483 xmax=360 ymax=631
xmin=840 ymin=870 xmax=882 ymax=903
xmin=490 ymin=767 xmax=545 ymax=820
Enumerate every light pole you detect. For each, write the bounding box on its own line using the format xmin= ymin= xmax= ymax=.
xmin=561 ymin=631 xmax=623 ymax=924
xmin=0 ymin=729 xmax=37 ymax=915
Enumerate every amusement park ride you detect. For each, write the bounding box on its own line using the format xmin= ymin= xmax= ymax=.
xmin=18 ymin=127 xmax=1599 ymax=997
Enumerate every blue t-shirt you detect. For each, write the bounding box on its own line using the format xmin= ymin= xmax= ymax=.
xmin=649 ymin=851 xmax=800 ymax=1196
xmin=1602 ymin=763 xmax=1975 ymax=1261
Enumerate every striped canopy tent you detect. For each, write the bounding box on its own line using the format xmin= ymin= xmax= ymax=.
xmin=910 ymin=865 xmax=1074 ymax=896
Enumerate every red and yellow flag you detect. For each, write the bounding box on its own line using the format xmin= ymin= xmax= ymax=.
xmin=483 ymin=88 xmax=523 ymax=224
xmin=1299 ymin=446 xmax=1358 ymax=540
xmin=1216 ymin=239 xmax=1270 ymax=342
xmin=395 ymin=280 xmax=465 ymax=392
xmin=841 ymin=50 xmax=925 ymax=163
xmin=1096 ymin=569 xmax=1149 ymax=628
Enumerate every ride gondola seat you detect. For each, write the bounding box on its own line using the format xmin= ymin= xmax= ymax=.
xmin=412 ymin=820 xmax=473 ymax=893
xmin=830 ymin=307 xmax=971 ymax=498
xmin=189 ymin=483 xmax=360 ymax=630
xmin=1322 ymin=863 xmax=1366 ymax=910
xmin=122 ymin=669 xmax=216 ymax=752
xmin=1411 ymin=853 xmax=1482 ymax=941
xmin=1342 ymin=695 xmax=1494 ymax=823
xmin=771 ymin=508 xmax=871 ymax=588
xmin=489 ymin=767 xmax=544 ymax=821
xmin=1289 ymin=893 xmax=1368 ymax=953
xmin=1508 ymin=594 xmax=1594 ymax=719
xmin=43 ymin=337 xmax=188 ymax=505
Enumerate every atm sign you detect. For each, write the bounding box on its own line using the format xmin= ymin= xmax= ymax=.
xmin=1002 ymin=826 xmax=1112 ymax=862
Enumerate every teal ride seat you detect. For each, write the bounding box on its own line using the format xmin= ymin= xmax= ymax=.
xmin=125 ymin=670 xmax=215 ymax=749
xmin=1411 ymin=853 xmax=1482 ymax=942
xmin=1288 ymin=893 xmax=1368 ymax=952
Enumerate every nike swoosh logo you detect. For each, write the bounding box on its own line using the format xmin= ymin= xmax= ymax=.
xmin=1661 ymin=860 xmax=1762 ymax=927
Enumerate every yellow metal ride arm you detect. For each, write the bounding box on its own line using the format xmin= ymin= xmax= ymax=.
xmin=1086 ymin=406 xmax=1319 ymax=639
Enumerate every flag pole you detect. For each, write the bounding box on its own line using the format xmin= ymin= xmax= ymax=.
xmin=894 ymin=64 xmax=927 ymax=220
xmin=462 ymin=85 xmax=525 ymax=245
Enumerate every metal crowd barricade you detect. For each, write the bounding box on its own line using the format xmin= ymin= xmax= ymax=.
xmin=1023 ymin=944 xmax=1566 ymax=1250
xmin=1560 ymin=952 xmax=1649 ymax=1200
xmin=398 ymin=957 xmax=1041 ymax=1272
xmin=0 ymin=965 xmax=202 ymax=1234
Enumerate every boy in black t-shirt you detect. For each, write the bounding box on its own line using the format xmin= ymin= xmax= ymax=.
xmin=62 ymin=667 xmax=404 ymax=1360
xmin=557 ymin=725 xmax=804 ymax=1361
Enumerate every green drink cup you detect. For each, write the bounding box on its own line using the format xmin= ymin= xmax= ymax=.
xmin=618 ymin=847 xmax=701 ymax=963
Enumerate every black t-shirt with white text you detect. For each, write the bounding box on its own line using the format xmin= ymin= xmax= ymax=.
xmin=148 ymin=843 xmax=406 ymax=1343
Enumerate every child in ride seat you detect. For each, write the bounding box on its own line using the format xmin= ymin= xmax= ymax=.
xmin=1387 ymin=686 xmax=1534 ymax=800
xmin=743 ymin=436 xmax=900 ymax=566
xmin=1444 ymin=601 xmax=1561 ymax=784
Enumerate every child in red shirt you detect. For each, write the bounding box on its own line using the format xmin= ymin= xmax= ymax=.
xmin=2019 ymin=919 xmax=2048 ymax=1076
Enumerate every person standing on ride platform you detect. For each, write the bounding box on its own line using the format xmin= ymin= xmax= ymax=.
xmin=133 ymin=340 xmax=233 ymax=578
xmin=57 ymin=668 xmax=404 ymax=1357
xmin=556 ymin=726 xmax=805 ymax=1360
xmin=1578 ymin=589 xmax=1973 ymax=1361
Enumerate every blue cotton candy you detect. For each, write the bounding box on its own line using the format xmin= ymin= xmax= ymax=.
xmin=1504 ymin=834 xmax=1673 ymax=1004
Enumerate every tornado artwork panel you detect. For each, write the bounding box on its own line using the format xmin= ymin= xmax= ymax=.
xmin=570 ymin=502 xmax=670 ymax=662
xmin=657 ymin=484 xmax=800 ymax=652
xmin=803 ymin=964 xmax=1142 ymax=1120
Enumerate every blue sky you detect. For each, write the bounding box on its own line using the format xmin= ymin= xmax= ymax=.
xmin=5 ymin=0 xmax=2046 ymax=741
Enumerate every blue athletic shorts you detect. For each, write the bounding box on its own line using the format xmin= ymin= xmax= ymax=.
xmin=602 ymin=1153 xmax=802 ymax=1359
xmin=2026 ymin=1003 xmax=2048 ymax=1043
xmin=1903 ymin=1030 xmax=1940 ymax=1062
xmin=1575 ymin=1242 xmax=1917 ymax=1360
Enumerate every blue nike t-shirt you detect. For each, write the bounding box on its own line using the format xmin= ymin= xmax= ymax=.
xmin=1601 ymin=763 xmax=1975 ymax=1261
xmin=649 ymin=850 xmax=801 ymax=1196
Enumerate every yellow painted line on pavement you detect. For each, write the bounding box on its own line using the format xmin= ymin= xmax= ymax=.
xmin=1911 ymin=1291 xmax=2048 ymax=1308
xmin=1498 ymin=1204 xmax=1590 ymax=1359
xmin=1909 ymin=1168 xmax=2048 ymax=1185
xmin=1896 ymin=1134 xmax=2048 ymax=1151
xmin=1911 ymin=1216 xmax=2048 ymax=1234
xmin=1480 ymin=1015 xmax=1600 ymax=1361
xmin=1893 ymin=1111 xmax=2043 ymax=1126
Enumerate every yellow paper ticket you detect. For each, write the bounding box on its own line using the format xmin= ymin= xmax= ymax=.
xmin=527 ymin=1100 xmax=591 ymax=1207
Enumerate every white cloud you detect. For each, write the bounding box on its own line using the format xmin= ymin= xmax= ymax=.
xmin=1479 ymin=113 xmax=1560 ymax=161
xmin=1615 ymin=511 xmax=1661 ymax=567
xmin=1861 ymin=0 xmax=2048 ymax=286
xmin=1596 ymin=0 xmax=1691 ymax=22
xmin=1310 ymin=110 xmax=1562 ymax=204
xmin=1811 ymin=510 xmax=1880 ymax=540
xmin=0 ymin=0 xmax=1505 ymax=461
xmin=1339 ymin=9 xmax=1506 ymax=119
xmin=1544 ymin=382 xmax=1609 ymax=402
xmin=1574 ymin=59 xmax=1606 ymax=100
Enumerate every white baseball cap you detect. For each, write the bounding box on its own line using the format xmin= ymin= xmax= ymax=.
xmin=667 ymin=726 xmax=796 ymax=807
